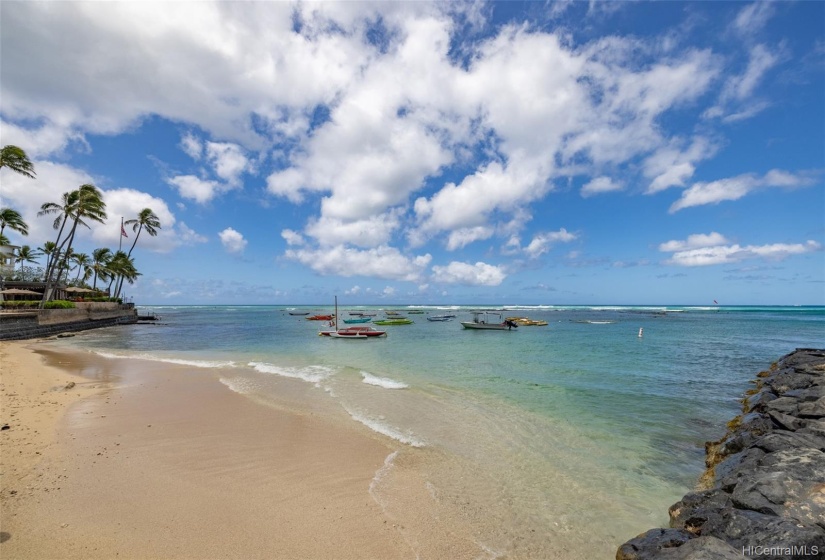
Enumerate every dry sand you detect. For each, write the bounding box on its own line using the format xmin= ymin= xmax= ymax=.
xmin=0 ymin=341 xmax=487 ymax=560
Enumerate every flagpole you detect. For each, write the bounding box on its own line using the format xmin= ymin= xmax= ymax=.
xmin=119 ymin=217 xmax=124 ymax=251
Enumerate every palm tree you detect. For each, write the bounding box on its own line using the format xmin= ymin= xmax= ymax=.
xmin=124 ymin=208 xmax=161 ymax=257
xmin=117 ymin=208 xmax=161 ymax=295
xmin=0 ymin=145 xmax=36 ymax=178
xmin=40 ymin=185 xmax=107 ymax=305
xmin=71 ymin=252 xmax=92 ymax=284
xmin=38 ymin=191 xmax=82 ymax=280
xmin=0 ymin=207 xmax=29 ymax=239
xmin=15 ymin=245 xmax=42 ymax=276
xmin=90 ymin=248 xmax=113 ymax=290
xmin=106 ymin=251 xmax=140 ymax=299
xmin=40 ymin=241 xmax=58 ymax=272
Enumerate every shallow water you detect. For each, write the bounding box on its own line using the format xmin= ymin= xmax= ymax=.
xmin=55 ymin=304 xmax=825 ymax=557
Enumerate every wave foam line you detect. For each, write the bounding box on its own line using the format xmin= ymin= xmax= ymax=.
xmin=361 ymin=372 xmax=408 ymax=390
xmin=219 ymin=377 xmax=258 ymax=395
xmin=343 ymin=406 xmax=425 ymax=448
xmin=248 ymin=362 xmax=335 ymax=385
xmin=369 ymin=450 xmax=399 ymax=502
xmin=91 ymin=350 xmax=237 ymax=368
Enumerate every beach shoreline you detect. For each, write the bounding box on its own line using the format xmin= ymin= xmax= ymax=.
xmin=0 ymin=340 xmax=502 ymax=559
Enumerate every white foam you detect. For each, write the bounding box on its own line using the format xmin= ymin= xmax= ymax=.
xmin=91 ymin=350 xmax=236 ymax=368
xmin=361 ymin=372 xmax=408 ymax=389
xmin=369 ymin=450 xmax=398 ymax=499
xmin=344 ymin=406 xmax=425 ymax=447
xmin=219 ymin=377 xmax=257 ymax=395
xmin=248 ymin=362 xmax=335 ymax=385
xmin=148 ymin=357 xmax=237 ymax=368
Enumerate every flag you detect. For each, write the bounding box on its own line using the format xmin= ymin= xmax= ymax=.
xmin=121 ymin=225 xmax=128 ymax=238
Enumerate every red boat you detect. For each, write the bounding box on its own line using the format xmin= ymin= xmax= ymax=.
xmin=306 ymin=314 xmax=334 ymax=321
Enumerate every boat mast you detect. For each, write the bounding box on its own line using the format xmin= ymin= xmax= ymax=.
xmin=335 ymin=295 xmax=338 ymax=333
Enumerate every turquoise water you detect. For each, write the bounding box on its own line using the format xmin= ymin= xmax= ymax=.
xmin=55 ymin=304 xmax=825 ymax=557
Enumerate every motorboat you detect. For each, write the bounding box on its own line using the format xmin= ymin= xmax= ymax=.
xmin=460 ymin=311 xmax=518 ymax=330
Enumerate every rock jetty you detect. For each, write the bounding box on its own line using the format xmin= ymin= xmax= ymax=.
xmin=617 ymin=348 xmax=825 ymax=560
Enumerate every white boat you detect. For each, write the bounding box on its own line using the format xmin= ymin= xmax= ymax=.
xmin=460 ymin=311 xmax=518 ymax=330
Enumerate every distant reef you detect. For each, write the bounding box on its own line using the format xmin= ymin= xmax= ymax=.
xmin=617 ymin=348 xmax=825 ymax=560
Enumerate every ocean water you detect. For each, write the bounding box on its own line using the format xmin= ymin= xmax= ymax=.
xmin=52 ymin=304 xmax=824 ymax=557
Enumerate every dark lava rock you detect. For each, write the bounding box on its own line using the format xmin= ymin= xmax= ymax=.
xmin=701 ymin=508 xmax=825 ymax=558
xmin=617 ymin=350 xmax=825 ymax=560
xmin=657 ymin=536 xmax=742 ymax=560
xmin=616 ymin=529 xmax=695 ymax=560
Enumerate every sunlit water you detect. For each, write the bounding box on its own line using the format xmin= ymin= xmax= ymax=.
xmin=51 ymin=304 xmax=825 ymax=557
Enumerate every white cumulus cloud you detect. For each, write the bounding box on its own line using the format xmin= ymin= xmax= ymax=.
xmin=431 ymin=261 xmax=506 ymax=286
xmin=219 ymin=227 xmax=247 ymax=254
xmin=284 ymin=245 xmax=432 ymax=282
xmin=670 ymin=169 xmax=815 ymax=213
xmin=581 ymin=176 xmax=623 ymax=198
xmin=658 ymin=232 xmax=730 ymax=253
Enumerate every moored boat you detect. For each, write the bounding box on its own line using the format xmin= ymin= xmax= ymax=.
xmin=506 ymin=316 xmax=548 ymax=326
xmin=306 ymin=314 xmax=334 ymax=321
xmin=319 ymin=326 xmax=387 ymax=337
xmin=426 ymin=315 xmax=454 ymax=322
xmin=343 ymin=317 xmax=372 ymax=324
xmin=461 ymin=312 xmax=518 ymax=330
xmin=373 ymin=318 xmax=414 ymax=325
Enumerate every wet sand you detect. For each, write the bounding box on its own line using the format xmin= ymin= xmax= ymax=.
xmin=0 ymin=341 xmax=489 ymax=559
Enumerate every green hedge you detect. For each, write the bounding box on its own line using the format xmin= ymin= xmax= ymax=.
xmin=0 ymin=301 xmax=38 ymax=309
xmin=1 ymin=300 xmax=77 ymax=309
xmin=44 ymin=300 xmax=76 ymax=309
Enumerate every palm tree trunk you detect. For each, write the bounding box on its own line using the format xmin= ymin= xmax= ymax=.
xmin=41 ymin=218 xmax=80 ymax=307
xmin=127 ymin=226 xmax=142 ymax=258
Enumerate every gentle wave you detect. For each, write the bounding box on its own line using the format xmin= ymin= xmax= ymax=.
xmin=90 ymin=350 xmax=237 ymax=368
xmin=219 ymin=377 xmax=257 ymax=394
xmin=361 ymin=372 xmax=408 ymax=389
xmin=369 ymin=450 xmax=398 ymax=499
xmin=248 ymin=362 xmax=335 ymax=385
xmin=343 ymin=406 xmax=425 ymax=447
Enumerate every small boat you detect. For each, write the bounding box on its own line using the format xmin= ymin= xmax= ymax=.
xmin=373 ymin=318 xmax=414 ymax=325
xmin=343 ymin=317 xmax=372 ymax=324
xmin=288 ymin=311 xmax=310 ymax=316
xmin=461 ymin=312 xmax=518 ymax=330
xmin=306 ymin=314 xmax=334 ymax=321
xmin=407 ymin=310 xmax=425 ymax=314
xmin=320 ymin=297 xmax=387 ymax=338
xmin=506 ymin=316 xmax=548 ymax=326
xmin=426 ymin=315 xmax=454 ymax=322
xmin=328 ymin=331 xmax=368 ymax=339
xmin=320 ymin=326 xmax=387 ymax=338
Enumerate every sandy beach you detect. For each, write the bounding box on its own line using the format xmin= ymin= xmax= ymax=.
xmin=0 ymin=341 xmax=488 ymax=560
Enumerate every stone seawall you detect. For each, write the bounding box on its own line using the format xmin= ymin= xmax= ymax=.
xmin=0 ymin=304 xmax=137 ymax=341
xmin=617 ymin=349 xmax=825 ymax=560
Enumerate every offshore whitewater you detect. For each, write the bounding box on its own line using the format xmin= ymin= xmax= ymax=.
xmin=53 ymin=304 xmax=824 ymax=558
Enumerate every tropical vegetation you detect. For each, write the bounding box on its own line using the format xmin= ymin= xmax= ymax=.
xmin=0 ymin=146 xmax=161 ymax=304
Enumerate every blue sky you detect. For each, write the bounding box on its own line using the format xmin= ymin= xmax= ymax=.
xmin=1 ymin=1 xmax=823 ymax=305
